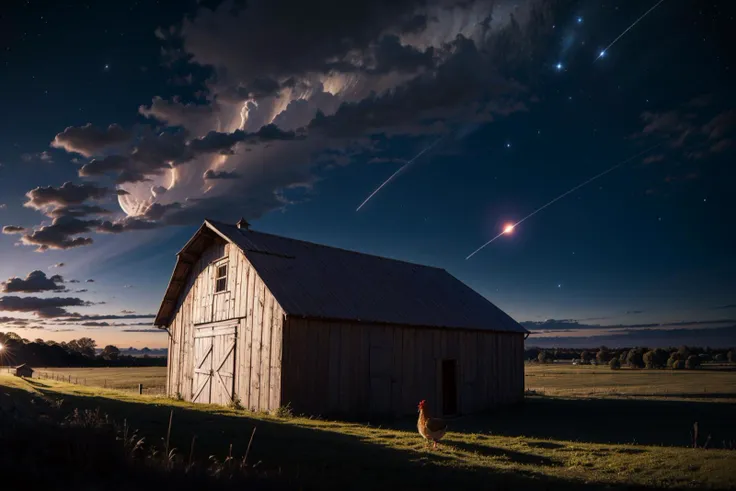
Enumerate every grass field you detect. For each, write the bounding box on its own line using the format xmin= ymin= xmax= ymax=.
xmin=32 ymin=366 xmax=167 ymax=394
xmin=2 ymin=365 xmax=736 ymax=490
xmin=525 ymin=363 xmax=736 ymax=401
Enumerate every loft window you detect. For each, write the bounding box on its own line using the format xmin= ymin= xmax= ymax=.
xmin=215 ymin=263 xmax=228 ymax=293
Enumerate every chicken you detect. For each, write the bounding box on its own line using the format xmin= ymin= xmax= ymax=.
xmin=417 ymin=399 xmax=447 ymax=448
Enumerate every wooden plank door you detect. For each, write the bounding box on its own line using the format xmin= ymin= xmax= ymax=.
xmin=192 ymin=334 xmax=214 ymax=404
xmin=211 ymin=325 xmax=237 ymax=405
xmin=192 ymin=321 xmax=238 ymax=405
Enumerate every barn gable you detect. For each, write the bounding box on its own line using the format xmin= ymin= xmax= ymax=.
xmin=161 ymin=229 xmax=285 ymax=410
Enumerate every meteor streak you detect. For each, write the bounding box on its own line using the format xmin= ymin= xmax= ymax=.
xmin=595 ymin=0 xmax=667 ymax=60
xmin=465 ymin=144 xmax=662 ymax=260
xmin=356 ymin=135 xmax=446 ymax=211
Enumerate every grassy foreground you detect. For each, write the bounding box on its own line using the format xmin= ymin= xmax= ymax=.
xmin=1 ymin=373 xmax=735 ymax=490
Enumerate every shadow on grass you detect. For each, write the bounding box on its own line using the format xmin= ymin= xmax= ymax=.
xmin=448 ymin=440 xmax=560 ymax=467
xmin=0 ymin=381 xmax=700 ymax=491
xmin=449 ymin=396 xmax=736 ymax=448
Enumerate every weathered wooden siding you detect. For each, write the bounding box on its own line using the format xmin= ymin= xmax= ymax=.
xmin=166 ymin=238 xmax=285 ymax=411
xmin=281 ymin=318 xmax=524 ymax=418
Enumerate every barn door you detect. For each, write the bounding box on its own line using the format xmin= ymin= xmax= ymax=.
xmin=192 ymin=321 xmax=237 ymax=405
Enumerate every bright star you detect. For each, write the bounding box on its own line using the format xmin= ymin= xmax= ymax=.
xmin=599 ymin=50 xmax=606 ymax=58
xmin=557 ymin=284 xmax=562 ymax=288
xmin=556 ymin=62 xmax=563 ymax=71
xmin=505 ymin=142 xmax=511 ymax=148
xmin=503 ymin=223 xmax=515 ymax=234
xmin=104 ymin=64 xmax=110 ymax=71
xmin=577 ymin=16 xmax=583 ymax=24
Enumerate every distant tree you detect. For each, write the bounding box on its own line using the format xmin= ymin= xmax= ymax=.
xmin=667 ymin=352 xmax=682 ymax=369
xmin=609 ymin=358 xmax=621 ymax=370
xmin=34 ymin=338 xmax=44 ymax=344
xmin=677 ymin=345 xmax=691 ymax=359
xmin=685 ymin=355 xmax=701 ymax=370
xmin=619 ymin=350 xmax=629 ymax=363
xmin=728 ymin=350 xmax=735 ymax=363
xmin=673 ymin=360 xmax=686 ymax=370
xmin=5 ymin=332 xmax=21 ymax=341
xmin=538 ymin=351 xmax=551 ymax=363
xmin=643 ymin=350 xmax=654 ymax=369
xmin=626 ymin=348 xmax=645 ymax=369
xmin=580 ymin=351 xmax=592 ymax=363
xmin=596 ymin=348 xmax=610 ymax=364
xmin=101 ymin=345 xmax=121 ymax=361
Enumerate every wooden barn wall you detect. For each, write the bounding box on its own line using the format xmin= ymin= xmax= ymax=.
xmin=281 ymin=319 xmax=524 ymax=418
xmin=166 ymin=238 xmax=285 ymax=411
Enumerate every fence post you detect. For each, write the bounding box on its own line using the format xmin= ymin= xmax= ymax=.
xmin=104 ymin=379 xmax=107 ymax=388
xmin=68 ymin=375 xmax=71 ymax=383
xmin=138 ymin=384 xmax=143 ymax=395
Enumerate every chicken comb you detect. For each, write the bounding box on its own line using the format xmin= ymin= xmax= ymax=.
xmin=418 ymin=399 xmax=426 ymax=406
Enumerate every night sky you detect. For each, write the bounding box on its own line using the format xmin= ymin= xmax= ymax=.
xmin=1 ymin=0 xmax=734 ymax=349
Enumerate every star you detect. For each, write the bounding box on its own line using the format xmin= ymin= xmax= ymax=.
xmin=577 ymin=16 xmax=583 ymax=24
xmin=505 ymin=142 xmax=511 ymax=148
xmin=557 ymin=284 xmax=562 ymax=288
xmin=599 ymin=50 xmax=606 ymax=58
xmin=104 ymin=64 xmax=110 ymax=71
xmin=555 ymin=62 xmax=563 ymax=71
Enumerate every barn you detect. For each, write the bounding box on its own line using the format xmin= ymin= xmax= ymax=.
xmin=14 ymin=364 xmax=33 ymax=378
xmin=155 ymin=219 xmax=528 ymax=418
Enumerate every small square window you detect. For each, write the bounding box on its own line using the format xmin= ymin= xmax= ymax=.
xmin=215 ymin=264 xmax=228 ymax=293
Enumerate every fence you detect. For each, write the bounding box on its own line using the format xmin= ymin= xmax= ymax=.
xmin=34 ymin=370 xmax=166 ymax=396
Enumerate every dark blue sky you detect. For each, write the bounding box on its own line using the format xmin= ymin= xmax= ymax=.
xmin=0 ymin=0 xmax=734 ymax=348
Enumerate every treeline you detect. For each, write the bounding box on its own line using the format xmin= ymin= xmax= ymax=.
xmin=526 ymin=346 xmax=736 ymax=370
xmin=0 ymin=332 xmax=165 ymax=368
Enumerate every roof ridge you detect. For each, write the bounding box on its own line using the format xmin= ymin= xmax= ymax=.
xmin=210 ymin=220 xmax=446 ymax=272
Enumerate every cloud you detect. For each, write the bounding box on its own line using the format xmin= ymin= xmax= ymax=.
xmin=1 ymin=270 xmax=65 ymax=293
xmin=60 ymin=313 xmax=154 ymax=321
xmin=626 ymin=310 xmax=645 ymax=315
xmin=25 ymin=182 xmax=114 ymax=212
xmin=138 ymin=96 xmax=220 ymax=135
xmin=86 ymin=279 xmax=95 ymax=283
xmin=203 ymin=169 xmax=240 ymax=180
xmin=713 ymin=304 xmax=736 ymax=310
xmin=80 ymin=321 xmax=111 ymax=327
xmin=2 ymin=225 xmax=25 ymax=234
xmin=0 ymin=316 xmax=31 ymax=325
xmin=642 ymin=154 xmax=664 ymax=164
xmin=120 ymin=309 xmax=136 ymax=314
xmin=95 ymin=217 xmax=161 ymax=233
xmin=51 ymin=123 xmax=131 ymax=157
xmin=68 ymin=279 xmax=80 ymax=283
xmin=47 ymin=205 xmax=113 ymax=218
xmin=25 ymin=0 xmax=551 ymax=243
xmin=20 ymin=216 xmax=97 ymax=251
xmin=635 ymin=95 xmax=734 ymax=161
xmin=49 ymin=263 xmax=65 ymax=269
xmin=121 ymin=329 xmax=162 ymax=333
xmin=0 ymin=204 xmax=6 ymax=210
xmin=0 ymin=296 xmax=92 ymax=318
xmin=75 ymin=289 xmax=88 ymax=293
xmin=21 ymin=151 xmax=55 ymax=163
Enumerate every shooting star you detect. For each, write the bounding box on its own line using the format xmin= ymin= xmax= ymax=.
xmin=465 ymin=144 xmax=662 ymax=260
xmin=356 ymin=135 xmax=446 ymax=211
xmin=596 ymin=0 xmax=667 ymax=60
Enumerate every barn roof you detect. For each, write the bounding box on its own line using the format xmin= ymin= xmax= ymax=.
xmin=154 ymin=220 xmax=527 ymax=334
